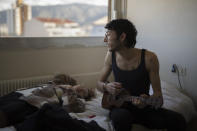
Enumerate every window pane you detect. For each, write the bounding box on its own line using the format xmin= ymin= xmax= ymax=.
xmin=0 ymin=0 xmax=108 ymax=37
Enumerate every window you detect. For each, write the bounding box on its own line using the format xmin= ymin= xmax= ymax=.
xmin=0 ymin=0 xmax=108 ymax=37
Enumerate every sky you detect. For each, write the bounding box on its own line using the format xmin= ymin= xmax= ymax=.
xmin=0 ymin=0 xmax=108 ymax=11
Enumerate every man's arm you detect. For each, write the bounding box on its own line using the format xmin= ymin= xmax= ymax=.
xmin=97 ymin=51 xmax=112 ymax=92
xmin=146 ymin=51 xmax=163 ymax=107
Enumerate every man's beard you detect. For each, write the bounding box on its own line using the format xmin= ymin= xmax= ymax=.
xmin=109 ymin=43 xmax=121 ymax=52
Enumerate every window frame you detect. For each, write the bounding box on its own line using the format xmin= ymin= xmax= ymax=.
xmin=0 ymin=0 xmax=128 ymax=49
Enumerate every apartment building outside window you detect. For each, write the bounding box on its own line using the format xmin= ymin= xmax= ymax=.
xmin=0 ymin=0 xmax=108 ymax=37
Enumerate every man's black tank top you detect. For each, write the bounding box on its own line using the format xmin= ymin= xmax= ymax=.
xmin=112 ymin=49 xmax=150 ymax=96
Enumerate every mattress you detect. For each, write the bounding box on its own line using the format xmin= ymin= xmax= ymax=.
xmin=0 ymin=80 xmax=197 ymax=131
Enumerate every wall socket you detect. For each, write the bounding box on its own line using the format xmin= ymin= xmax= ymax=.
xmin=171 ymin=64 xmax=187 ymax=76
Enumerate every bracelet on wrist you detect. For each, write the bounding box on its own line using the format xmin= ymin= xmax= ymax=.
xmin=102 ymin=82 xmax=107 ymax=92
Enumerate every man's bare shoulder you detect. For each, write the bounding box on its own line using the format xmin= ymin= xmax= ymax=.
xmin=145 ymin=50 xmax=158 ymax=59
xmin=106 ymin=50 xmax=112 ymax=56
xmin=144 ymin=50 xmax=159 ymax=71
xmin=104 ymin=51 xmax=112 ymax=66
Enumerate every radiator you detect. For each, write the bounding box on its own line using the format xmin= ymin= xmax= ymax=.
xmin=0 ymin=72 xmax=101 ymax=96
xmin=0 ymin=75 xmax=53 ymax=96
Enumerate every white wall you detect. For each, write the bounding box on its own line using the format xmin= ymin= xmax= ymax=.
xmin=0 ymin=46 xmax=107 ymax=80
xmin=127 ymin=0 xmax=197 ymax=108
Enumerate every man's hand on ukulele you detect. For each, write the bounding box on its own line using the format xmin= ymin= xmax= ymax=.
xmin=105 ymin=82 xmax=122 ymax=94
xmin=149 ymin=95 xmax=163 ymax=109
xmin=132 ymin=94 xmax=149 ymax=109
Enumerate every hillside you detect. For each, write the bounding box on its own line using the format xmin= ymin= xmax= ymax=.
xmin=0 ymin=3 xmax=107 ymax=25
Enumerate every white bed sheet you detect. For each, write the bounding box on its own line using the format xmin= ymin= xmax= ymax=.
xmin=70 ymin=81 xmax=197 ymax=131
xmin=153 ymin=81 xmax=197 ymax=122
xmin=1 ymin=81 xmax=197 ymax=131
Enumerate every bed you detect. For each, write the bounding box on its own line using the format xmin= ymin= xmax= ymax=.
xmin=0 ymin=80 xmax=197 ymax=131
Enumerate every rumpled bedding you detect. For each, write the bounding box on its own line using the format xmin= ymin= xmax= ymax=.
xmin=0 ymin=81 xmax=197 ymax=131
xmin=70 ymin=81 xmax=197 ymax=130
xmin=153 ymin=81 xmax=197 ymax=122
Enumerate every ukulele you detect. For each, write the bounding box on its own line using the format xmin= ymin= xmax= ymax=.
xmin=102 ymin=88 xmax=162 ymax=110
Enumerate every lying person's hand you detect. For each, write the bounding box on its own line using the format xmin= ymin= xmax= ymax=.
xmin=73 ymin=85 xmax=88 ymax=98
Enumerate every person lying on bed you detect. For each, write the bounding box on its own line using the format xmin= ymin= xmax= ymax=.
xmin=97 ymin=19 xmax=187 ymax=131
xmin=20 ymin=74 xmax=95 ymax=112
xmin=20 ymin=84 xmax=87 ymax=112
xmin=0 ymin=74 xmax=95 ymax=128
